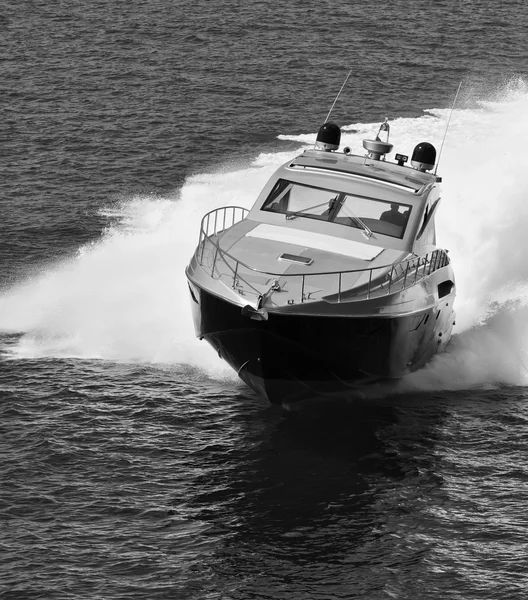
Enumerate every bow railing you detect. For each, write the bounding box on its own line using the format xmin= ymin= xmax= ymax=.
xmin=195 ymin=206 xmax=450 ymax=304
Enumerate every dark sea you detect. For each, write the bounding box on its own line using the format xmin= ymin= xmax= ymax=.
xmin=2 ymin=1 xmax=528 ymax=598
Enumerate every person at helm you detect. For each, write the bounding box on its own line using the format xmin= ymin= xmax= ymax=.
xmin=380 ymin=203 xmax=407 ymax=226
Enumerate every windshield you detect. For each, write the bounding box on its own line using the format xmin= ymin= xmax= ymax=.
xmin=261 ymin=179 xmax=412 ymax=239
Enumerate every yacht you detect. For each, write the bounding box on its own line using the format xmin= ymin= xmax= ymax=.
xmin=185 ymin=119 xmax=456 ymax=404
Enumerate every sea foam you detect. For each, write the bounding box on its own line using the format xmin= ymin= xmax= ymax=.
xmin=1 ymin=79 xmax=528 ymax=390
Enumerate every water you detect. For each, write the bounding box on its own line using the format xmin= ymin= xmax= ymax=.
xmin=2 ymin=1 xmax=528 ymax=598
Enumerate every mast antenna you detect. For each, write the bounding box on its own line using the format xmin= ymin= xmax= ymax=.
xmin=324 ymin=69 xmax=353 ymax=124
xmin=434 ymin=81 xmax=463 ymax=175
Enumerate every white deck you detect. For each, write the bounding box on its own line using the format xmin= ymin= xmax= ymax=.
xmin=245 ymin=224 xmax=384 ymax=261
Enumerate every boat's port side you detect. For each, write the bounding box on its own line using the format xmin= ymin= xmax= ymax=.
xmin=189 ymin=283 xmax=454 ymax=404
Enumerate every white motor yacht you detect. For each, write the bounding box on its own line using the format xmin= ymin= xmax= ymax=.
xmin=185 ymin=119 xmax=456 ymax=404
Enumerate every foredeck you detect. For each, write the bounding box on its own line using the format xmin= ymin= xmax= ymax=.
xmin=191 ymin=206 xmax=450 ymax=309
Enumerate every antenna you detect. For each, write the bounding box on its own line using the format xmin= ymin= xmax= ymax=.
xmin=434 ymin=81 xmax=463 ymax=175
xmin=324 ymin=69 xmax=352 ymax=124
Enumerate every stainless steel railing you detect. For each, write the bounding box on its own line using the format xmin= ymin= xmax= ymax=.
xmin=195 ymin=206 xmax=450 ymax=304
xmin=199 ymin=206 xmax=249 ymax=244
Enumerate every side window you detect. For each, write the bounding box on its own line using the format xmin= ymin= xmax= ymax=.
xmin=417 ymin=198 xmax=440 ymax=240
xmin=262 ymin=180 xmax=291 ymax=212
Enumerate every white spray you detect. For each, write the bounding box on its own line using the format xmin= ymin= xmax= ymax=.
xmin=1 ymin=79 xmax=528 ymax=390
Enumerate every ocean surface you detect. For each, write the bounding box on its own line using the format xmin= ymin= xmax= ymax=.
xmin=2 ymin=1 xmax=528 ymax=598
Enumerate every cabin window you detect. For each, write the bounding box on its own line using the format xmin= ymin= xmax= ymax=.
xmin=262 ymin=180 xmax=337 ymax=219
xmin=261 ymin=179 xmax=412 ymax=239
xmin=416 ymin=198 xmax=440 ymax=244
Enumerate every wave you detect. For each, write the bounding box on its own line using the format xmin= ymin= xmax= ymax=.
xmin=1 ymin=78 xmax=528 ymax=390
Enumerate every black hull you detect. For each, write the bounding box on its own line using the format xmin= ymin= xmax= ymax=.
xmin=189 ymin=284 xmax=454 ymax=404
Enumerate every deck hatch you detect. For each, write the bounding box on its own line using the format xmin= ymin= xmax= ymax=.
xmin=279 ymin=253 xmax=313 ymax=266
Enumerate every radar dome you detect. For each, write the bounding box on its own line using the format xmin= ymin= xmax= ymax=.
xmin=315 ymin=122 xmax=341 ymax=151
xmin=411 ymin=142 xmax=436 ymax=171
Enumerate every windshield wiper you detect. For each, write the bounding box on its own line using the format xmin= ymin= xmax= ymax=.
xmin=285 ymin=202 xmax=329 ymax=220
xmin=345 ymin=211 xmax=374 ymax=239
xmin=284 ymin=197 xmax=374 ymax=241
xmin=354 ymin=216 xmax=374 ymax=239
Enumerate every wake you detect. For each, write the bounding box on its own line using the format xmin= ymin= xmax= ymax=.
xmin=1 ymin=78 xmax=528 ymax=391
